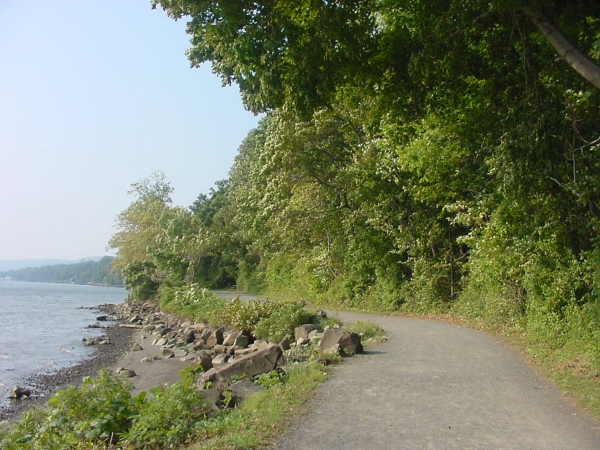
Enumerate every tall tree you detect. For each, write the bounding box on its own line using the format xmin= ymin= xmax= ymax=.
xmin=108 ymin=171 xmax=174 ymax=272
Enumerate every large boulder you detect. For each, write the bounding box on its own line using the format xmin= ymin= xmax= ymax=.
xmin=294 ymin=324 xmax=317 ymax=341
xmin=198 ymin=343 xmax=282 ymax=386
xmin=318 ymin=328 xmax=363 ymax=356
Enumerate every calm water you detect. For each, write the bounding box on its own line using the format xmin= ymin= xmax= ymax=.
xmin=0 ymin=281 xmax=126 ymax=404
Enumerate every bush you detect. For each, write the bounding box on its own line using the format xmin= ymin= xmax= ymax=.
xmin=124 ymin=374 xmax=208 ymax=449
xmin=216 ymin=298 xmax=311 ymax=342
xmin=0 ymin=369 xmax=137 ymax=449
xmin=160 ymin=283 xmax=227 ymax=322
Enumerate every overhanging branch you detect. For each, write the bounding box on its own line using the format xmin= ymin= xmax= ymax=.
xmin=524 ymin=9 xmax=600 ymax=89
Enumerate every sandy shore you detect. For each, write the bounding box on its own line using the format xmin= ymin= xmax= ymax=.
xmin=1 ymin=321 xmax=195 ymax=423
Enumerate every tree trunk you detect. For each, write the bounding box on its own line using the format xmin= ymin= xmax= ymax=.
xmin=524 ymin=9 xmax=600 ymax=89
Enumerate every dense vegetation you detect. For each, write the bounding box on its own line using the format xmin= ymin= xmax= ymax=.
xmin=107 ymin=0 xmax=600 ymax=400
xmin=0 ymin=257 xmax=122 ymax=286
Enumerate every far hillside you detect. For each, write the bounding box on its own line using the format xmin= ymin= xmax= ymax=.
xmin=0 ymin=256 xmax=123 ymax=286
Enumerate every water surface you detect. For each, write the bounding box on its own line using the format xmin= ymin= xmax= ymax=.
xmin=0 ymin=280 xmax=126 ymax=404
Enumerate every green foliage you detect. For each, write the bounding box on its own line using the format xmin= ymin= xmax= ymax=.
xmin=124 ymin=374 xmax=208 ymax=449
xmin=253 ymin=301 xmax=312 ymax=343
xmin=122 ymin=260 xmax=160 ymax=301
xmin=216 ymin=298 xmax=272 ymax=335
xmin=253 ymin=370 xmax=288 ymax=388
xmin=105 ymin=2 xmax=600 ymax=414
xmin=216 ymin=298 xmax=311 ymax=342
xmin=159 ymin=283 xmax=227 ymax=322
xmin=0 ymin=369 xmax=137 ymax=449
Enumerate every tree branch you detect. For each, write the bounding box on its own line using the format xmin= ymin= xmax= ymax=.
xmin=524 ymin=9 xmax=600 ymax=89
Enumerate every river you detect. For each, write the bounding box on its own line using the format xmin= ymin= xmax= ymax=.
xmin=0 ymin=280 xmax=126 ymax=407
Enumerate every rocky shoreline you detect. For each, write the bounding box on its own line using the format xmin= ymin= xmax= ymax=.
xmin=0 ymin=305 xmax=136 ymax=422
xmin=1 ymin=299 xmax=365 ymax=424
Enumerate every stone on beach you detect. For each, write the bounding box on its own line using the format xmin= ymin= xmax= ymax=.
xmin=9 ymin=386 xmax=31 ymax=399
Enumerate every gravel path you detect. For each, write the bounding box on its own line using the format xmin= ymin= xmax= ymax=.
xmin=276 ymin=311 xmax=600 ymax=450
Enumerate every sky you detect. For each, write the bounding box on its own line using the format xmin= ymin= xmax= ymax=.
xmin=0 ymin=1 xmax=261 ymax=261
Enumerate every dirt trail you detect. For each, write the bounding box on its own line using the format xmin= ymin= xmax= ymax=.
xmin=276 ymin=311 xmax=600 ymax=450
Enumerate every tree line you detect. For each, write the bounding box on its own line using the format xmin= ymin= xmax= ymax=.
xmin=110 ymin=1 xmax=600 ymax=365
xmin=0 ymin=257 xmax=123 ymax=286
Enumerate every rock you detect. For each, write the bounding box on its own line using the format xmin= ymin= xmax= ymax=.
xmin=251 ymin=340 xmax=270 ymax=351
xmin=83 ymin=336 xmax=108 ymax=346
xmin=206 ymin=328 xmax=224 ymax=348
xmin=228 ymin=380 xmax=265 ymax=406
xmin=294 ymin=324 xmax=317 ymax=341
xmin=296 ymin=337 xmax=310 ymax=346
xmin=87 ymin=322 xmax=103 ymax=329
xmin=193 ymin=339 xmax=206 ymax=350
xmin=234 ymin=334 xmax=250 ymax=348
xmin=9 ymin=386 xmax=31 ymax=399
xmin=195 ymin=351 xmax=213 ymax=371
xmin=131 ymin=343 xmax=144 ymax=351
xmin=96 ymin=315 xmax=108 ymax=321
xmin=199 ymin=386 xmax=223 ymax=412
xmin=198 ymin=343 xmax=282 ymax=385
xmin=308 ymin=330 xmax=321 ymax=339
xmin=141 ymin=356 xmax=156 ymax=363
xmin=161 ymin=348 xmax=174 ymax=358
xmin=212 ymin=354 xmax=230 ymax=365
xmin=116 ymin=368 xmax=136 ymax=378
xmin=223 ymin=330 xmax=241 ymax=346
xmin=279 ymin=337 xmax=291 ymax=351
xmin=155 ymin=337 xmax=167 ymax=346
xmin=318 ymin=328 xmax=363 ymax=356
xmin=184 ymin=329 xmax=196 ymax=343
xmin=164 ymin=331 xmax=177 ymax=340
xmin=213 ymin=344 xmax=227 ymax=354
xmin=129 ymin=314 xmax=142 ymax=323
xmin=235 ymin=348 xmax=257 ymax=357
xmin=199 ymin=328 xmax=213 ymax=342
xmin=173 ymin=349 xmax=188 ymax=358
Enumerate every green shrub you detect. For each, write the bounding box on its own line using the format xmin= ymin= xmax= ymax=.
xmin=253 ymin=301 xmax=312 ymax=342
xmin=124 ymin=374 xmax=208 ymax=449
xmin=0 ymin=369 xmax=138 ymax=449
xmin=160 ymin=283 xmax=227 ymax=322
xmin=215 ymin=298 xmax=311 ymax=342
xmin=215 ymin=297 xmax=272 ymax=334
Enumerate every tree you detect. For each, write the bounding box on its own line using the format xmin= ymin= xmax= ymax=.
xmin=153 ymin=0 xmax=600 ymax=115
xmin=108 ymin=171 xmax=174 ymax=272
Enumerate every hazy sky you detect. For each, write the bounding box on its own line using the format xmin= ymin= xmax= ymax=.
xmin=0 ymin=1 xmax=260 ymax=260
